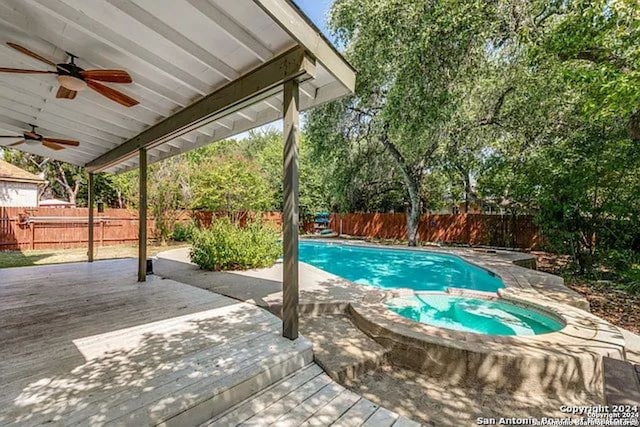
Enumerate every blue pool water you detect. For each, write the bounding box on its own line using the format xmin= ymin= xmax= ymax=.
xmin=298 ymin=241 xmax=503 ymax=292
xmin=386 ymin=294 xmax=563 ymax=336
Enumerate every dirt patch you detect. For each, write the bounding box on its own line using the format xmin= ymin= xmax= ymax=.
xmin=533 ymin=251 xmax=640 ymax=335
xmin=562 ymin=278 xmax=640 ymax=334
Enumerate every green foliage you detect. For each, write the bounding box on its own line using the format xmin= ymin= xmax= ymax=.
xmin=187 ymin=129 xmax=330 ymax=214
xmin=307 ymin=0 xmax=519 ymax=244
xmin=595 ymin=250 xmax=640 ymax=294
xmin=147 ymin=158 xmax=190 ymax=245
xmin=171 ymin=221 xmax=197 ymax=242
xmin=190 ymin=155 xmax=273 ymax=213
xmin=189 ymin=218 xmax=281 ymax=271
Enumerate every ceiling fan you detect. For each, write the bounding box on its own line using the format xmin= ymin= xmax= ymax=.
xmin=0 ymin=42 xmax=139 ymax=107
xmin=0 ymin=125 xmax=80 ymax=151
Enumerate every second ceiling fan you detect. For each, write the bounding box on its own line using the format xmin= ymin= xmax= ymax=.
xmin=1 ymin=42 xmax=139 ymax=107
xmin=0 ymin=125 xmax=80 ymax=151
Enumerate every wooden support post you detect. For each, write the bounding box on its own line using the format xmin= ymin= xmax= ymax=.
xmin=88 ymin=172 xmax=95 ymax=262
xmin=282 ymin=79 xmax=299 ymax=340
xmin=138 ymin=148 xmax=148 ymax=282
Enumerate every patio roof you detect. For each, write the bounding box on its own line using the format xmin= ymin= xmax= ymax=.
xmin=0 ymin=0 xmax=355 ymax=173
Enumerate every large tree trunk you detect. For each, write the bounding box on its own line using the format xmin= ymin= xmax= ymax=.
xmin=380 ymin=134 xmax=422 ymax=246
xmin=406 ymin=195 xmax=421 ymax=247
xmin=463 ymin=172 xmax=471 ymax=213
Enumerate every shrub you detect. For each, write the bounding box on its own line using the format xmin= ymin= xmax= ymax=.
xmin=172 ymin=221 xmax=196 ymax=242
xmin=190 ymin=218 xmax=281 ymax=271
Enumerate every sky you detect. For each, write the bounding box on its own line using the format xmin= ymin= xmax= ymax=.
xmin=292 ymin=0 xmax=335 ymax=41
xmin=239 ymin=0 xmax=336 ymax=137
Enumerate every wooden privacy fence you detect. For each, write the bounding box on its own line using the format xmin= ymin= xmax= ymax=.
xmin=0 ymin=208 xmax=301 ymax=251
xmin=0 ymin=207 xmax=540 ymax=251
xmin=0 ymin=207 xmax=153 ymax=251
xmin=330 ymin=213 xmax=541 ymax=249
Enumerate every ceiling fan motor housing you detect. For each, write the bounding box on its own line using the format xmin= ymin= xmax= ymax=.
xmin=56 ymin=63 xmax=87 ymax=91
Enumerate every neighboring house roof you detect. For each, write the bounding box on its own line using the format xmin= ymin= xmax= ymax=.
xmin=39 ymin=198 xmax=75 ymax=207
xmin=0 ymin=160 xmax=45 ymax=184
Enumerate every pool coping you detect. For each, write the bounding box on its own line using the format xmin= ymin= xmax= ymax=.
xmin=300 ymin=238 xmax=591 ymax=311
xmin=154 ymin=240 xmax=628 ymax=397
xmin=296 ymin=239 xmax=627 ymax=396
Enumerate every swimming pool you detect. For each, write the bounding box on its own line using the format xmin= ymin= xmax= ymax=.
xmin=298 ymin=241 xmax=503 ymax=292
xmin=386 ymin=294 xmax=564 ymax=336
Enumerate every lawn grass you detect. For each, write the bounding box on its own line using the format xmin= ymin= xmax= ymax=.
xmin=0 ymin=242 xmax=189 ymax=269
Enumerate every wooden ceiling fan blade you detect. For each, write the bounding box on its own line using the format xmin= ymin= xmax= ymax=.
xmin=0 ymin=67 xmax=57 ymax=74
xmin=42 ymin=140 xmax=65 ymax=151
xmin=8 ymin=140 xmax=25 ymax=146
xmin=6 ymin=42 xmax=57 ymax=67
xmin=0 ymin=135 xmax=21 ymax=138
xmin=56 ymin=86 xmax=77 ymax=99
xmin=86 ymin=80 xmax=139 ymax=107
xmin=81 ymin=69 xmax=132 ymax=83
xmin=42 ymin=137 xmax=79 ymax=146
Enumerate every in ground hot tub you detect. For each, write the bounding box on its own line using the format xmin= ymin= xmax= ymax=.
xmin=385 ymin=293 xmax=564 ymax=336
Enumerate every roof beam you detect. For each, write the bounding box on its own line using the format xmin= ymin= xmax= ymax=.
xmin=87 ymin=46 xmax=315 ymax=172
xmin=253 ymin=0 xmax=356 ymax=92
xmin=235 ymin=108 xmax=257 ymax=122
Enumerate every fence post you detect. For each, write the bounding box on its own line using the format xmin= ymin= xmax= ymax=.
xmin=30 ymin=221 xmax=35 ymax=250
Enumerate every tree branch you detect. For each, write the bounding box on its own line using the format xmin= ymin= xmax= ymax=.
xmin=479 ymin=86 xmax=515 ymax=126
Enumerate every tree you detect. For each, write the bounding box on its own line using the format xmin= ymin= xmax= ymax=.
xmin=189 ymin=155 xmax=273 ymax=215
xmin=148 ymin=158 xmax=190 ymax=245
xmin=475 ymin=0 xmax=640 ymax=268
xmin=307 ymin=0 xmax=514 ymax=245
xmin=529 ymin=0 xmax=640 ymax=142
xmin=187 ymin=129 xmax=331 ymax=215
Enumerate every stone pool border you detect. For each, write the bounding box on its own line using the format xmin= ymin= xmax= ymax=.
xmin=296 ymin=239 xmax=627 ymax=397
xmin=347 ymin=288 xmax=625 ymax=397
xmin=155 ymin=240 xmax=629 ymax=399
xmin=303 ymin=238 xmax=590 ymax=311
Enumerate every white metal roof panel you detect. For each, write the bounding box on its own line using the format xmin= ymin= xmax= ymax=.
xmin=0 ymin=0 xmax=355 ymax=172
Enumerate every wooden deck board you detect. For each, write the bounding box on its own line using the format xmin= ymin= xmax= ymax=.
xmin=208 ymin=363 xmax=420 ymax=427
xmin=0 ymin=260 xmax=312 ymax=426
xmin=0 ymin=259 xmax=420 ymax=427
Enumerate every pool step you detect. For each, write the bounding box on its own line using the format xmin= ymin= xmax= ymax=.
xmin=204 ymin=363 xmax=421 ymax=426
xmin=603 ymin=356 xmax=640 ymax=405
xmin=300 ymin=314 xmax=389 ymax=383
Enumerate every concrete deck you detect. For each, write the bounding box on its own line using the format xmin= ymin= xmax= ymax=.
xmin=154 ymin=242 xmax=631 ymax=400
xmin=154 ymin=241 xmax=589 ymax=312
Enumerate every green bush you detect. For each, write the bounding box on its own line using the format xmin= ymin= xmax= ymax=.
xmin=190 ymin=218 xmax=281 ymax=271
xmin=172 ymin=221 xmax=196 ymax=242
xmin=601 ymin=249 xmax=637 ymax=272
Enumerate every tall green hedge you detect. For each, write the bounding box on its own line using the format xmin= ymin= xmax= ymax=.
xmin=189 ymin=218 xmax=281 ymax=271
